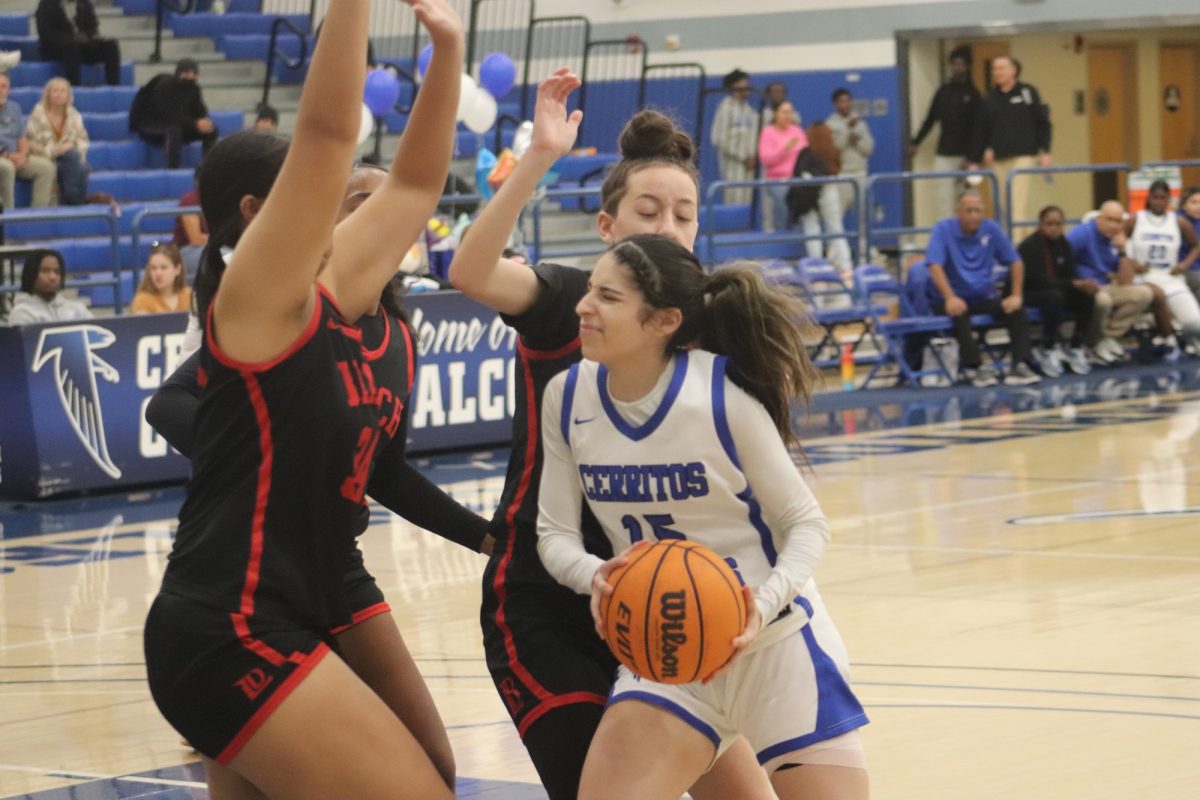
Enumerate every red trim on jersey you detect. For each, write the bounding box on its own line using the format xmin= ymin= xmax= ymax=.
xmin=400 ymin=319 xmax=415 ymax=394
xmin=328 ymin=601 xmax=392 ymax=635
xmin=522 ymin=336 xmax=582 ymax=361
xmin=516 ymin=691 xmax=608 ymax=739
xmin=238 ymin=373 xmax=273 ymax=618
xmin=216 ymin=642 xmax=331 ymax=765
xmin=206 ymin=289 xmax=323 ymax=373
xmin=360 ymin=306 xmax=392 ymax=361
xmin=490 ymin=340 xmax=585 ymax=708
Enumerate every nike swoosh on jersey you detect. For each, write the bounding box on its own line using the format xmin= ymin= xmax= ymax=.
xmin=574 ymin=416 xmax=596 ymax=425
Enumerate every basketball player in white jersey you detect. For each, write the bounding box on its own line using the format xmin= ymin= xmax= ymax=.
xmin=1126 ymin=180 xmax=1200 ymax=352
xmin=537 ymin=234 xmax=869 ymax=800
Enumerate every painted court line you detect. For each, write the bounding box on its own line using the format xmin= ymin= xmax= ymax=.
xmin=828 ymin=541 xmax=1200 ymax=563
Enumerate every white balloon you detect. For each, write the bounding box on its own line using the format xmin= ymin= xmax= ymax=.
xmin=358 ymin=103 xmax=374 ymax=145
xmin=463 ymin=88 xmax=498 ymax=134
xmin=512 ymin=119 xmax=534 ymax=159
xmin=456 ymin=73 xmax=478 ymax=122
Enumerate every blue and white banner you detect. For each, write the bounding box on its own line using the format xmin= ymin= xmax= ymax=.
xmin=0 ymin=291 xmax=518 ymax=499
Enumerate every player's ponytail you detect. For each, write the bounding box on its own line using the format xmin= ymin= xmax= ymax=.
xmin=697 ymin=265 xmax=818 ymax=450
xmin=193 ymin=130 xmax=290 ymax=322
xmin=607 ymin=235 xmax=817 ymax=450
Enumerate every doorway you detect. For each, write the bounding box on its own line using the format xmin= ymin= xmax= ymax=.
xmin=1087 ymin=43 xmax=1138 ymax=207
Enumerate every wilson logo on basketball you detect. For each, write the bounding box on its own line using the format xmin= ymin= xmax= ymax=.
xmin=658 ymin=590 xmax=688 ymax=679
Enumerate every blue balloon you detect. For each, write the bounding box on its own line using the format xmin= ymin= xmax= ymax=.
xmin=363 ymin=68 xmax=401 ymax=117
xmin=417 ymin=44 xmax=434 ymax=78
xmin=479 ymin=52 xmax=516 ymax=100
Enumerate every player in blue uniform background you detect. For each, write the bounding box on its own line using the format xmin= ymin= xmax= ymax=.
xmin=537 ymin=235 xmax=870 ymax=800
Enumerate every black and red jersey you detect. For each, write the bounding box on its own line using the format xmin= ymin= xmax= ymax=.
xmin=164 ymin=287 xmax=384 ymax=631
xmin=489 ymin=263 xmax=611 ymax=590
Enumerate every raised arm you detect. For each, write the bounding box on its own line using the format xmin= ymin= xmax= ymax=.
xmin=329 ymin=0 xmax=464 ymax=322
xmin=212 ymin=0 xmax=370 ymax=363
xmin=448 ymin=69 xmax=582 ymax=316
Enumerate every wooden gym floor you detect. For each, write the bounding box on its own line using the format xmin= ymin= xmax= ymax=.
xmin=2 ymin=364 xmax=1198 ymax=799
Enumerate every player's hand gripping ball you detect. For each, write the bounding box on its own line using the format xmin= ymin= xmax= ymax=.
xmin=601 ymin=540 xmax=746 ymax=684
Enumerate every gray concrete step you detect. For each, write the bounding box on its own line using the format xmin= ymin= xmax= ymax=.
xmin=205 ymin=82 xmax=301 ymax=111
xmin=94 ymin=7 xmax=161 ymax=36
xmin=119 ymin=33 xmax=217 ymax=62
xmin=134 ymin=57 xmax=265 ymax=87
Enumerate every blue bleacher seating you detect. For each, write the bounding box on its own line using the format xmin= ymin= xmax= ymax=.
xmin=170 ymin=12 xmax=309 ymax=38
xmin=0 ymin=35 xmax=39 ymax=62
xmin=7 ymin=60 xmax=135 ymax=87
xmin=0 ymin=13 xmax=29 ymax=36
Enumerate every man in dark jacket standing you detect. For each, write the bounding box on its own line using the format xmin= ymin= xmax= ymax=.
xmin=909 ymin=45 xmax=980 ymax=221
xmin=130 ymin=59 xmax=218 ymax=169
xmin=35 ymin=0 xmax=122 ymax=86
xmin=971 ymin=54 xmax=1051 ymax=229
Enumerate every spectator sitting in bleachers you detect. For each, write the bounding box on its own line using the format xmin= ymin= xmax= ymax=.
xmin=173 ymin=166 xmax=207 ymax=275
xmin=5 ymin=248 xmax=91 ymax=324
xmin=253 ymin=104 xmax=279 ymax=132
xmin=0 ymin=72 xmax=56 ymax=209
xmin=129 ymin=59 xmax=218 ymax=169
xmin=925 ymin=188 xmax=1041 ymax=387
xmin=130 ymin=243 xmax=191 ymax=314
xmin=34 ymin=0 xmax=122 ymax=87
xmin=1015 ymin=205 xmax=1097 ymax=376
xmin=1066 ymin=200 xmax=1165 ymax=364
xmin=25 ymin=77 xmax=94 ymax=205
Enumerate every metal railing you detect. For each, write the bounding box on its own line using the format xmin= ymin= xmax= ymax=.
xmin=521 ymin=16 xmax=589 ymax=121
xmin=152 ymin=0 xmax=199 ymax=64
xmin=702 ymin=176 xmax=862 ymax=268
xmin=640 ymin=62 xmax=706 ymax=147
xmin=865 ymin=169 xmax=1000 ymax=261
xmin=528 ymin=185 xmax=604 ymax=263
xmin=261 ymin=16 xmax=311 ymax=111
xmin=1004 ymin=163 xmax=1129 ymax=238
xmin=0 ymin=208 xmax=124 ymax=312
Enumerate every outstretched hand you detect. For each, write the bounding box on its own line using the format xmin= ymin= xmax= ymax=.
xmin=529 ymin=68 xmax=584 ymax=160
xmin=406 ymin=0 xmax=463 ymax=46
xmin=589 ymin=541 xmax=649 ymax=638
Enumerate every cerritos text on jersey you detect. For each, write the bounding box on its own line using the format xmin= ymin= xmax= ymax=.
xmin=578 ymin=462 xmax=709 ymax=503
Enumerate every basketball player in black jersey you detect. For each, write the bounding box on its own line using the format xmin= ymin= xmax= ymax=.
xmin=449 ymin=73 xmax=775 ymax=799
xmin=145 ymin=161 xmax=490 ymax=789
xmin=141 ymin=1 xmax=464 ymax=797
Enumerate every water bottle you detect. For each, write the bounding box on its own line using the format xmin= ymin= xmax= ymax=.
xmin=840 ymin=343 xmax=855 ymax=391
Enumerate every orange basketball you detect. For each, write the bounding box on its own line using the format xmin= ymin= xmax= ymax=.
xmin=601 ymin=540 xmax=747 ymax=684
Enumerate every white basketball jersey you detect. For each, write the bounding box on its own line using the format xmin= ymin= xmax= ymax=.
xmin=1130 ymin=209 xmax=1182 ymax=272
xmin=558 ymin=349 xmax=813 ymax=617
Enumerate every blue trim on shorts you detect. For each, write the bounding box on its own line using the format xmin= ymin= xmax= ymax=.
xmin=755 ymin=615 xmax=869 ymax=766
xmin=610 ymin=690 xmax=721 ymax=750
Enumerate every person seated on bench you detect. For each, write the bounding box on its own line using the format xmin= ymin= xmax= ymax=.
xmin=925 ymin=188 xmax=1040 ymax=387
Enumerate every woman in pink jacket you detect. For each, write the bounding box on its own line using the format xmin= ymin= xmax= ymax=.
xmin=758 ymin=101 xmax=806 ymax=232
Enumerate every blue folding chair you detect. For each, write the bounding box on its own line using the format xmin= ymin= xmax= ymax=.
xmin=853 ymin=263 xmax=956 ymax=388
